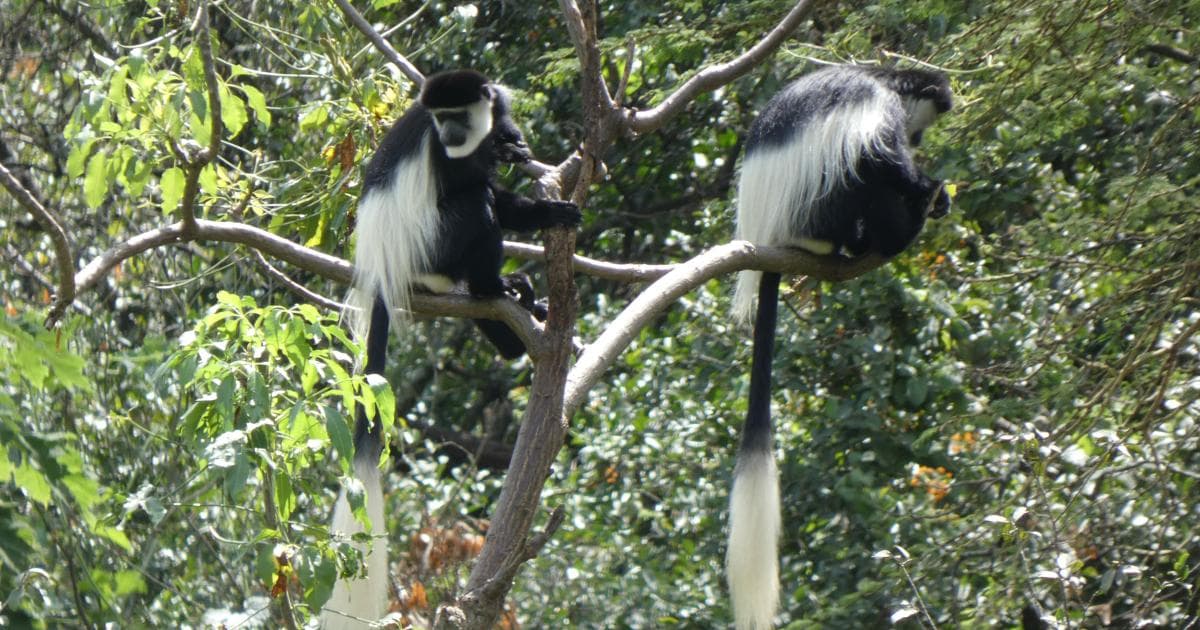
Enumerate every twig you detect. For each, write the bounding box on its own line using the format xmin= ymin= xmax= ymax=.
xmin=260 ymin=466 xmax=300 ymax=630
xmin=249 ymin=248 xmax=346 ymax=311
xmin=0 ymin=162 xmax=76 ymax=327
xmin=502 ymin=241 xmax=674 ymax=283
xmin=626 ymin=0 xmax=816 ymax=133
xmin=331 ymin=0 xmax=425 ymax=85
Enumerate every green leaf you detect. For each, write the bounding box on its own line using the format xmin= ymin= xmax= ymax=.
xmin=67 ymin=138 xmax=97 ymax=178
xmin=13 ymin=465 xmax=52 ymax=505
xmin=84 ymin=151 xmax=109 ymax=209
xmin=905 ymin=378 xmax=928 ymax=407
xmin=160 ymin=166 xmax=185 ymax=214
xmin=325 ymin=405 xmax=353 ymax=468
xmin=198 ymin=163 xmax=218 ymax=195
xmin=113 ymin=570 xmax=148 ymax=596
xmin=62 ymin=474 xmax=101 ymax=511
xmin=240 ymin=84 xmax=272 ymax=127
xmin=274 ymin=469 xmax=295 ymax=521
xmin=220 ymin=83 xmax=248 ymax=138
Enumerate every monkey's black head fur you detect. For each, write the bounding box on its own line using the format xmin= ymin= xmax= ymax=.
xmin=866 ymin=66 xmax=954 ymax=113
xmin=420 ymin=69 xmax=492 ymax=109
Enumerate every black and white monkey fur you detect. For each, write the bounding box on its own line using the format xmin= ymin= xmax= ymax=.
xmin=726 ymin=65 xmax=952 ymax=630
xmin=323 ymin=70 xmax=580 ymax=628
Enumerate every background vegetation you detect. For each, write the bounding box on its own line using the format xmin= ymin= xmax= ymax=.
xmin=2 ymin=0 xmax=1198 ymax=627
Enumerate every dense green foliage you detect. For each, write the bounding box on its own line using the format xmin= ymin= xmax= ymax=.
xmin=2 ymin=0 xmax=1198 ymax=627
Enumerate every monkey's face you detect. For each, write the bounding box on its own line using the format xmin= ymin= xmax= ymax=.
xmin=430 ymin=96 xmax=494 ymax=159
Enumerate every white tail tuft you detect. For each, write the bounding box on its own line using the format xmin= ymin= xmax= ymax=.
xmin=321 ymin=457 xmax=389 ymax=629
xmin=727 ymin=449 xmax=781 ymax=630
xmin=731 ymin=270 xmax=762 ymax=324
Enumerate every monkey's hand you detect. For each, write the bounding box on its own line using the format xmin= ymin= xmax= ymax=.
xmin=501 ymin=273 xmax=549 ymax=322
xmin=540 ymin=200 xmax=583 ymax=228
xmin=926 ymin=183 xmax=951 ymax=219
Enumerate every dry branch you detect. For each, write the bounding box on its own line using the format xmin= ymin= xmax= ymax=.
xmin=626 ymin=0 xmax=816 ymax=133
xmin=565 ymin=241 xmax=885 ymax=414
xmin=0 ymin=163 xmax=76 ymax=326
xmin=331 ymin=0 xmax=425 ymax=85
xmin=503 ymin=241 xmax=674 ymax=283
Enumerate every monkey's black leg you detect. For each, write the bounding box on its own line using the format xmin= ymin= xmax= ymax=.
xmin=463 ymin=228 xmax=529 ymax=359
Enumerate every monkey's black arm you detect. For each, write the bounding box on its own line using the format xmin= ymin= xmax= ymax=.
xmin=492 ymin=187 xmax=581 ymax=232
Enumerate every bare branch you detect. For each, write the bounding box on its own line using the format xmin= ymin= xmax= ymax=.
xmin=564 ymin=241 xmax=885 ymax=414
xmin=73 ymin=219 xmax=353 ymax=294
xmin=71 ymin=219 xmax=545 ymax=353
xmin=176 ymin=1 xmax=223 ymax=237
xmin=503 ymin=241 xmax=674 ymax=283
xmin=331 ymin=0 xmax=425 ymax=85
xmin=249 ymin=249 xmax=346 ymax=312
xmin=626 ymin=0 xmax=816 ymax=134
xmin=46 ymin=0 xmax=118 ymax=58
xmin=558 ymin=0 xmax=614 ymax=113
xmin=194 ymin=1 xmax=222 ymax=163
xmin=0 ymin=162 xmax=76 ymax=327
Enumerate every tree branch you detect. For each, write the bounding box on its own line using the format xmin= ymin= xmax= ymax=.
xmin=176 ymin=1 xmax=223 ymax=238
xmin=0 ymin=162 xmax=76 ymax=327
xmin=74 ymin=219 xmax=353 ymax=294
xmin=71 ymin=219 xmax=547 ymax=353
xmin=503 ymin=241 xmax=674 ymax=283
xmin=564 ymin=241 xmax=885 ymax=414
xmin=46 ymin=0 xmax=118 ymax=59
xmin=194 ymin=2 xmax=222 ymax=164
xmin=249 ymin=249 xmax=346 ymax=312
xmin=331 ymin=0 xmax=425 ymax=85
xmin=625 ymin=0 xmax=816 ymax=134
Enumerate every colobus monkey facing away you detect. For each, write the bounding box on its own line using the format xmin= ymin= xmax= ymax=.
xmin=323 ymin=70 xmax=580 ymax=629
xmin=726 ymin=65 xmax=952 ymax=630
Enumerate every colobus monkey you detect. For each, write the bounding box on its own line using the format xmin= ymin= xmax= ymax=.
xmin=323 ymin=70 xmax=580 ymax=629
xmin=726 ymin=65 xmax=952 ymax=630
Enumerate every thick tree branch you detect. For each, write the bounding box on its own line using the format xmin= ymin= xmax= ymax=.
xmin=74 ymin=219 xmax=353 ymax=294
xmin=331 ymin=0 xmax=425 ymax=85
xmin=625 ymin=0 xmax=816 ymax=134
xmin=72 ymin=219 xmax=547 ymax=354
xmin=451 ymin=3 xmax=615 ymax=628
xmin=0 ymin=163 xmax=76 ymax=326
xmin=564 ymin=241 xmax=885 ymax=414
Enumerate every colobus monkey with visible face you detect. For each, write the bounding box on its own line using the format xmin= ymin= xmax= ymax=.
xmin=323 ymin=70 xmax=580 ymax=629
xmin=726 ymin=65 xmax=952 ymax=630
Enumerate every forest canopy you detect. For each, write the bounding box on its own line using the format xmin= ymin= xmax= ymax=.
xmin=2 ymin=0 xmax=1199 ymax=628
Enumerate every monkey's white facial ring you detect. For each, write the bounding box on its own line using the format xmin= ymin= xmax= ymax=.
xmin=432 ymin=97 xmax=494 ymax=159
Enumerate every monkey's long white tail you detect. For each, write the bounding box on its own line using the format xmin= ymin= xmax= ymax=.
xmin=321 ymin=456 xmax=389 ymax=629
xmin=726 ymin=448 xmax=781 ymax=630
